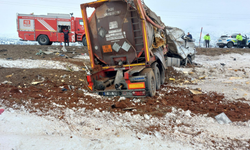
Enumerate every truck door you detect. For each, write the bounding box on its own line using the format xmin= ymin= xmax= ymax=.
xmin=18 ymin=18 xmax=35 ymax=41
xmin=75 ymin=18 xmax=85 ymax=42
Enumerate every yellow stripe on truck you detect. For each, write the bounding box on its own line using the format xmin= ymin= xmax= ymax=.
xmin=128 ymin=82 xmax=145 ymax=90
xmin=142 ymin=21 xmax=150 ymax=62
xmin=81 ymin=9 xmax=94 ymax=68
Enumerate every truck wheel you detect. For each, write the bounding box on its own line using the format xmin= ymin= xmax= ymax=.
xmin=37 ymin=35 xmax=50 ymax=45
xmin=145 ymin=69 xmax=156 ymax=97
xmin=227 ymin=42 xmax=233 ymax=48
xmin=219 ymin=46 xmax=224 ymax=48
xmin=152 ymin=63 xmax=161 ymax=90
xmin=82 ymin=36 xmax=87 ymax=46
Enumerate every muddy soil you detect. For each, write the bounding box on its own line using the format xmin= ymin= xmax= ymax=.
xmin=195 ymin=47 xmax=250 ymax=56
xmin=1 ymin=45 xmax=250 ymax=123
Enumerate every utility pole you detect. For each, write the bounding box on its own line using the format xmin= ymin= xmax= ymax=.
xmin=199 ymin=27 xmax=203 ymax=47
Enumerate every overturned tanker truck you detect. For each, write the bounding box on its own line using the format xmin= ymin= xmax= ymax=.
xmin=80 ymin=0 xmax=195 ymax=97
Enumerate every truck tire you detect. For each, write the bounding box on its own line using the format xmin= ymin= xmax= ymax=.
xmin=145 ymin=69 xmax=156 ymax=97
xmin=37 ymin=35 xmax=50 ymax=45
xmin=227 ymin=42 xmax=233 ymax=48
xmin=152 ymin=63 xmax=161 ymax=90
xmin=82 ymin=36 xmax=87 ymax=46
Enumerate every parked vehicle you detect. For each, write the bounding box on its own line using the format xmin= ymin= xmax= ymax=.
xmin=217 ymin=33 xmax=250 ymax=48
xmin=17 ymin=13 xmax=87 ymax=45
xmin=80 ymin=0 xmax=195 ymax=97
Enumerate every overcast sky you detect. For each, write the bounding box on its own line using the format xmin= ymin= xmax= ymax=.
xmin=1 ymin=0 xmax=250 ymax=40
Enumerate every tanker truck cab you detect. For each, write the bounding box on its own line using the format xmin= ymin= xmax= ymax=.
xmin=81 ymin=0 xmax=195 ymax=97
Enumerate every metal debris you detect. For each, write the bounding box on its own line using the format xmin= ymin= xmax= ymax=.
xmin=215 ymin=112 xmax=232 ymax=124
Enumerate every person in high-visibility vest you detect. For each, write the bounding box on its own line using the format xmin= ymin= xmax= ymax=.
xmin=236 ymin=33 xmax=243 ymax=48
xmin=204 ymin=34 xmax=211 ymax=48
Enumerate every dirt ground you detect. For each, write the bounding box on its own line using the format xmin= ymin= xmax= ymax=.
xmin=1 ymin=45 xmax=250 ymax=149
xmin=195 ymin=47 xmax=250 ymax=56
xmin=0 ymin=45 xmax=250 ymax=121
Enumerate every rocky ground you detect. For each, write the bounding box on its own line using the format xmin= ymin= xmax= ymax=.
xmin=0 ymin=45 xmax=250 ymax=149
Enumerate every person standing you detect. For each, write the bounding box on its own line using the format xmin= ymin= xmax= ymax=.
xmin=63 ymin=28 xmax=69 ymax=46
xmin=184 ymin=32 xmax=193 ymax=48
xmin=204 ymin=34 xmax=211 ymax=48
xmin=236 ymin=33 xmax=243 ymax=48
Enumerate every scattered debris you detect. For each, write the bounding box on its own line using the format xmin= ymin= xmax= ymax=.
xmin=5 ymin=74 xmax=13 ymax=78
xmin=36 ymin=50 xmax=46 ymax=55
xmin=0 ymin=109 xmax=4 ymax=115
xmin=215 ymin=112 xmax=232 ymax=124
xmin=122 ymin=107 xmax=136 ymax=111
xmin=190 ymin=89 xmax=203 ymax=95
xmin=1 ymin=81 xmax=12 ymax=84
xmin=199 ymin=76 xmax=206 ymax=80
xmin=169 ymin=78 xmax=175 ymax=81
xmin=62 ymin=88 xmax=67 ymax=92
xmin=229 ymin=77 xmax=242 ymax=80
xmin=62 ymin=46 xmax=67 ymax=52
xmin=66 ymin=66 xmax=73 ymax=72
xmin=220 ymin=63 xmax=226 ymax=66
xmin=68 ymin=85 xmax=75 ymax=90
xmin=31 ymin=81 xmax=44 ymax=85
xmin=0 ymin=49 xmax=7 ymax=52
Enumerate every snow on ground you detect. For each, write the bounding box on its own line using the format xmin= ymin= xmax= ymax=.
xmin=0 ymin=109 xmax=193 ymax=150
xmin=0 ymin=58 xmax=81 ymax=71
xmin=175 ymin=53 xmax=250 ymax=101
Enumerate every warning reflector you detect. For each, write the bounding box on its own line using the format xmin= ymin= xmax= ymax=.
xmin=102 ymin=45 xmax=112 ymax=53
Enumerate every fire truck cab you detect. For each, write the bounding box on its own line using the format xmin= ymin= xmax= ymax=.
xmin=17 ymin=13 xmax=87 ymax=45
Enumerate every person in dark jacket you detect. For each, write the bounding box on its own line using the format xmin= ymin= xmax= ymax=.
xmin=186 ymin=32 xmax=192 ymax=40
xmin=184 ymin=32 xmax=193 ymax=48
xmin=63 ymin=28 xmax=69 ymax=46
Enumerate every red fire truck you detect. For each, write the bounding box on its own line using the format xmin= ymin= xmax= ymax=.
xmin=17 ymin=13 xmax=87 ymax=45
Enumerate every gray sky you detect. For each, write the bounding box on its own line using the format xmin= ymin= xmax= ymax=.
xmin=1 ymin=0 xmax=250 ymax=40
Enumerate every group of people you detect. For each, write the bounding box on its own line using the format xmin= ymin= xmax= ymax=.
xmin=184 ymin=32 xmax=243 ymax=48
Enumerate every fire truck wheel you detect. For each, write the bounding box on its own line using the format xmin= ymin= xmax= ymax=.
xmin=145 ymin=69 xmax=156 ymax=97
xmin=82 ymin=36 xmax=87 ymax=46
xmin=37 ymin=35 xmax=50 ymax=45
xmin=152 ymin=63 xmax=161 ymax=90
